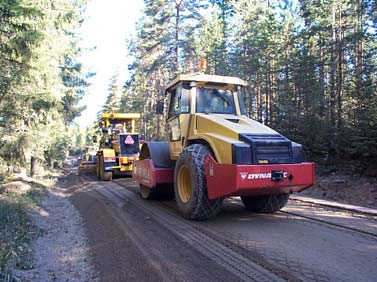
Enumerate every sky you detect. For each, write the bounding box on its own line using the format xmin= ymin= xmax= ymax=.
xmin=75 ymin=0 xmax=144 ymax=127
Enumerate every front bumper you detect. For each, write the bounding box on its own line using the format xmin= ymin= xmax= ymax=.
xmin=204 ymin=154 xmax=315 ymax=200
xmin=132 ymin=155 xmax=315 ymax=199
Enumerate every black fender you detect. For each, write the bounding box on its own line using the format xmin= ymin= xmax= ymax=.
xmin=140 ymin=142 xmax=175 ymax=169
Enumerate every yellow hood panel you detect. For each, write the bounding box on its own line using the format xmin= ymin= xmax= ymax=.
xmin=195 ymin=114 xmax=277 ymax=137
xmin=189 ymin=114 xmax=279 ymax=164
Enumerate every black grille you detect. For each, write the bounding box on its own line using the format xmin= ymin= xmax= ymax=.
xmin=239 ymin=133 xmax=293 ymax=164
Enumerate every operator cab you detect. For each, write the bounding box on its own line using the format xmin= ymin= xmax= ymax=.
xmin=163 ymin=74 xmax=248 ymax=159
xmin=164 ymin=74 xmax=248 ymax=117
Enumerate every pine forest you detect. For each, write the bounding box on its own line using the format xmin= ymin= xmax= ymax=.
xmin=1 ymin=0 xmax=377 ymax=175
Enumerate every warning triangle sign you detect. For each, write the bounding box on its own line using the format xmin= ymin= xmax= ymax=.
xmin=124 ymin=135 xmax=135 ymax=144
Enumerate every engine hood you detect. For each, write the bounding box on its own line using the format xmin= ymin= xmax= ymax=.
xmin=191 ymin=114 xmax=302 ymax=165
xmin=194 ymin=114 xmax=278 ymax=138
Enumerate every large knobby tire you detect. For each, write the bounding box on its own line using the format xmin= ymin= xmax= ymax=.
xmin=241 ymin=194 xmax=289 ymax=213
xmin=99 ymin=155 xmax=104 ymax=180
xmin=103 ymin=171 xmax=112 ymax=181
xmin=99 ymin=155 xmax=112 ymax=181
xmin=174 ymin=144 xmax=222 ymax=220
xmin=96 ymin=155 xmax=101 ymax=179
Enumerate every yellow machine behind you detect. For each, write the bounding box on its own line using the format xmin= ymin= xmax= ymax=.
xmin=78 ymin=146 xmax=97 ymax=174
xmin=96 ymin=112 xmax=141 ymax=181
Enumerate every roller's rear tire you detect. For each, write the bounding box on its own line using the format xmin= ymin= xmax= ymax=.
xmin=241 ymin=194 xmax=289 ymax=213
xmin=140 ymin=184 xmax=174 ymax=200
xmin=140 ymin=184 xmax=158 ymax=199
xmin=174 ymin=144 xmax=222 ymax=220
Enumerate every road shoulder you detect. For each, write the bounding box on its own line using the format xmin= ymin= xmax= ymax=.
xmin=13 ymin=183 xmax=97 ymax=282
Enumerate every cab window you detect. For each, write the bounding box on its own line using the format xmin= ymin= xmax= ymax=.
xmin=168 ymin=83 xmax=190 ymax=118
xmin=237 ymin=86 xmax=248 ymax=115
xmin=196 ymin=88 xmax=235 ymax=114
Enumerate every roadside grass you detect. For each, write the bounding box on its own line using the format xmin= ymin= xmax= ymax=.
xmin=0 ymin=179 xmax=52 ymax=282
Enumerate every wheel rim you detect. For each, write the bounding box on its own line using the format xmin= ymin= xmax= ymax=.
xmin=140 ymin=185 xmax=151 ymax=199
xmin=177 ymin=165 xmax=192 ymax=204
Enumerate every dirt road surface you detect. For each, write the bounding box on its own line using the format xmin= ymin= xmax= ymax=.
xmin=62 ymin=172 xmax=377 ymax=282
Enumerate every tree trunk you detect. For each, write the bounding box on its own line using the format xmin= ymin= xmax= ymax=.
xmin=336 ymin=3 xmax=344 ymax=130
xmin=294 ymin=83 xmax=300 ymax=119
xmin=174 ymin=0 xmax=183 ymax=74
xmin=318 ymin=31 xmax=325 ymax=118
xmin=156 ymin=73 xmax=161 ymax=138
xmin=270 ymin=56 xmax=275 ymax=125
xmin=49 ymin=158 xmax=54 ymax=169
xmin=329 ymin=2 xmax=337 ymax=130
xmin=30 ymin=156 xmax=38 ymax=177
xmin=265 ymin=59 xmax=270 ymax=125
xmin=355 ymin=0 xmax=364 ymax=125
xmin=256 ymin=72 xmax=262 ymax=122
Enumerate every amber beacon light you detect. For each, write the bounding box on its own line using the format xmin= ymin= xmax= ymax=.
xmin=199 ymin=58 xmax=207 ymax=73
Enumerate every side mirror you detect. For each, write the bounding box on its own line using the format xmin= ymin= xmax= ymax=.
xmin=92 ymin=135 xmax=97 ymax=143
xmin=156 ymin=101 xmax=164 ymax=115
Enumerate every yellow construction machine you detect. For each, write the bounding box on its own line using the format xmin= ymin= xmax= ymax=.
xmin=78 ymin=146 xmax=97 ymax=174
xmin=133 ymin=67 xmax=315 ymax=220
xmin=96 ymin=112 xmax=141 ymax=180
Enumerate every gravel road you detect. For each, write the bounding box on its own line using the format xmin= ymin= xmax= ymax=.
xmin=68 ymin=174 xmax=244 ymax=282
xmin=22 ymin=171 xmax=376 ymax=282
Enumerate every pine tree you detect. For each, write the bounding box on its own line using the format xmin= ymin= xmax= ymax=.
xmin=197 ymin=5 xmax=229 ymax=75
xmin=125 ymin=0 xmax=377 ymax=170
xmin=0 ymin=0 xmax=89 ymax=171
xmin=102 ymin=72 xmax=122 ymax=113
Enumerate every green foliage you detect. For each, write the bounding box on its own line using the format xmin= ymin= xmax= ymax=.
xmin=102 ymin=72 xmax=122 ymax=113
xmin=119 ymin=80 xmax=144 ymax=113
xmin=0 ymin=0 xmax=42 ymax=98
xmin=0 ymin=182 xmax=46 ymax=281
xmin=124 ymin=0 xmax=377 ymax=170
xmin=120 ymin=0 xmax=207 ymax=140
xmin=197 ymin=6 xmax=229 ymax=75
xmin=0 ymin=0 xmax=89 ymax=171
xmin=60 ymin=58 xmax=89 ymax=123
